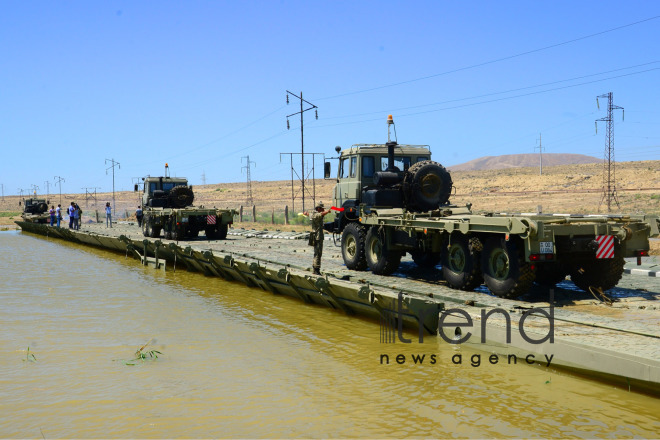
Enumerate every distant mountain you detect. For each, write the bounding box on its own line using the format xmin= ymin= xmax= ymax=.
xmin=448 ymin=153 xmax=602 ymax=171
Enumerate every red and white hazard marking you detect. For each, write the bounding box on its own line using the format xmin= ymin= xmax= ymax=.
xmin=207 ymin=215 xmax=216 ymax=225
xmin=595 ymin=235 xmax=615 ymax=259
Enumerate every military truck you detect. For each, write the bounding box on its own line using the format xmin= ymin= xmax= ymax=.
xmin=323 ymin=115 xmax=658 ymax=298
xmin=137 ymin=169 xmax=235 ymax=240
xmin=20 ymin=198 xmax=50 ymax=224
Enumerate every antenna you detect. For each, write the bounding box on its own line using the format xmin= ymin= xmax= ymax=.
xmin=595 ymin=92 xmax=624 ymax=212
xmin=285 ymin=90 xmax=318 ymax=213
xmin=105 ymin=158 xmax=121 ymax=213
xmin=241 ymin=155 xmax=256 ymax=206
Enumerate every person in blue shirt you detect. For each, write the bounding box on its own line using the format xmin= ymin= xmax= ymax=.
xmin=105 ymin=202 xmax=112 ymax=228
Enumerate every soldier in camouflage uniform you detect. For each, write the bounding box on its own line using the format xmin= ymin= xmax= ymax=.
xmin=305 ymin=201 xmax=331 ymax=275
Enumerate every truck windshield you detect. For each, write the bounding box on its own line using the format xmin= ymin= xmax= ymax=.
xmin=381 ymin=156 xmax=411 ymax=171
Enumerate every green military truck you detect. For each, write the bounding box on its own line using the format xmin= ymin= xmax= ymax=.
xmin=20 ymin=198 xmax=51 ymax=224
xmin=323 ymin=116 xmax=659 ymax=298
xmin=137 ymin=173 xmax=235 ymax=241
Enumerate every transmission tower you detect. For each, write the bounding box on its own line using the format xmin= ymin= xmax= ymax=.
xmin=595 ymin=92 xmax=624 ymax=212
xmin=54 ymin=176 xmax=65 ymax=205
xmin=82 ymin=187 xmax=100 ymax=208
xmin=241 ymin=155 xmax=256 ymax=206
xmin=201 ymin=170 xmax=207 ymax=185
xmin=30 ymin=184 xmax=39 ymax=196
xmin=535 ymin=133 xmax=545 ymax=176
xmin=105 ymin=158 xmax=121 ymax=213
xmin=286 ymin=90 xmax=318 ymax=213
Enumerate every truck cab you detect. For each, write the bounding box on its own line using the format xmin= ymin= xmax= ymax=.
xmin=332 ymin=144 xmax=432 ymax=210
xmin=142 ymin=177 xmax=190 ymax=208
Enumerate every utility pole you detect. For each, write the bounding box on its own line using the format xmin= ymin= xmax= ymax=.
xmin=279 ymin=152 xmax=325 ymax=213
xmin=1 ymin=184 xmax=4 ymax=201
xmin=30 ymin=184 xmax=39 ymax=197
xmin=105 ymin=158 xmax=120 ymax=213
xmin=44 ymin=180 xmax=50 ymax=200
xmin=286 ymin=90 xmax=318 ymax=213
xmin=54 ymin=176 xmax=65 ymax=205
xmin=535 ymin=133 xmax=545 ymax=176
xmin=241 ymin=156 xmax=256 ymax=206
xmin=201 ymin=170 xmax=207 ymax=186
xmin=595 ymin=92 xmax=624 ymax=212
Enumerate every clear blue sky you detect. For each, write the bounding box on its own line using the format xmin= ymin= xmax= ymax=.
xmin=1 ymin=1 xmax=659 ymax=195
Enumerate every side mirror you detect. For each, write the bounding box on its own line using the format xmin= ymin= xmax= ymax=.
xmin=324 ymin=162 xmax=331 ymax=179
xmin=134 ymin=184 xmax=138 ymax=192
xmin=18 ymin=201 xmax=21 ymax=206
xmin=190 ymin=185 xmax=193 ymax=191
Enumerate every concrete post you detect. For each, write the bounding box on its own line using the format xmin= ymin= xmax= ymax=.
xmin=239 ymin=205 xmax=243 ymax=222
xmin=252 ymin=205 xmax=256 ymax=222
xmin=284 ymin=205 xmax=289 ymax=225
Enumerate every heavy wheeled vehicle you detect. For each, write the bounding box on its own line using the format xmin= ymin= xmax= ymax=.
xmin=19 ymin=197 xmax=51 ymax=224
xmin=323 ymin=115 xmax=659 ymax=298
xmin=137 ymin=165 xmax=236 ymax=240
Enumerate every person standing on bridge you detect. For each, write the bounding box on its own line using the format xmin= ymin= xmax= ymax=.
xmin=105 ymin=202 xmax=112 ymax=228
xmin=304 ymin=201 xmax=331 ymax=275
xmin=136 ymin=206 xmax=143 ymax=227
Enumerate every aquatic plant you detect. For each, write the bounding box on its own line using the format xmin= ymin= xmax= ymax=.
xmin=115 ymin=339 xmax=162 ymax=366
xmin=23 ymin=346 xmax=37 ymax=363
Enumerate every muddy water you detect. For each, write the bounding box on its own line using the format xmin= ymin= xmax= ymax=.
xmin=1 ymin=231 xmax=659 ymax=438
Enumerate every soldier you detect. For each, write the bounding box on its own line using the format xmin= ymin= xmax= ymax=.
xmin=136 ymin=206 xmax=143 ymax=227
xmin=304 ymin=201 xmax=331 ymax=275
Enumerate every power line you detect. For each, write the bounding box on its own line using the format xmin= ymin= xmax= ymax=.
xmin=311 ymin=66 xmax=660 ymax=129
xmin=315 ymin=15 xmax=660 ymax=101
xmin=321 ymin=61 xmax=659 ymax=121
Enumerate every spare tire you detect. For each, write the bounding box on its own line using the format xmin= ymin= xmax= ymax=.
xmin=168 ymin=186 xmax=194 ymax=208
xmin=36 ymin=202 xmax=48 ymax=214
xmin=402 ymin=160 xmax=452 ymax=212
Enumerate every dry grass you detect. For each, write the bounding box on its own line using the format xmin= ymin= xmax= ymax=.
xmin=3 ymin=159 xmax=658 ymax=236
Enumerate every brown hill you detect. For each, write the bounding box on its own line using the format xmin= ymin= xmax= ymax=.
xmin=449 ymin=153 xmax=601 ymax=171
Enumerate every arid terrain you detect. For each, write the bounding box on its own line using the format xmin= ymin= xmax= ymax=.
xmin=3 ymin=160 xmax=659 ymax=255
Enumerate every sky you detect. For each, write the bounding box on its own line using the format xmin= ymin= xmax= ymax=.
xmin=1 ymin=1 xmax=659 ymax=196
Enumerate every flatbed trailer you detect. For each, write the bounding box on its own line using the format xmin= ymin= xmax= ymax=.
xmin=348 ymin=205 xmax=659 ymax=298
xmin=142 ymin=207 xmax=236 ymax=240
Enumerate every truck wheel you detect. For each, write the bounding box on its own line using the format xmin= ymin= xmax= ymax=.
xmin=441 ymin=234 xmax=483 ymax=290
xmin=535 ymin=264 xmax=568 ymax=286
xmin=570 ymin=256 xmax=624 ymax=292
xmin=142 ymin=217 xmax=151 ymax=237
xmin=411 ymin=251 xmax=441 ymax=268
xmin=481 ymin=237 xmax=535 ymax=298
xmin=205 ymin=227 xmax=217 ymax=240
xmin=341 ymin=223 xmax=367 ymax=270
xmin=150 ymin=226 xmax=161 ymax=239
xmin=218 ymin=224 xmax=228 ymax=240
xmin=365 ymin=227 xmax=402 ymax=275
